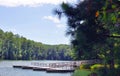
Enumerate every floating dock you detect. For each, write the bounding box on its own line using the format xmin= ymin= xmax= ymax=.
xmin=33 ymin=67 xmax=50 ymax=71
xmin=46 ymin=68 xmax=74 ymax=73
xmin=13 ymin=65 xmax=75 ymax=73
xmin=13 ymin=60 xmax=101 ymax=73
xmin=13 ymin=65 xmax=22 ymax=68
xmin=22 ymin=66 xmax=33 ymax=69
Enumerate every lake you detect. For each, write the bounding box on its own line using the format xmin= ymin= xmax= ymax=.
xmin=0 ymin=60 xmax=73 ymax=76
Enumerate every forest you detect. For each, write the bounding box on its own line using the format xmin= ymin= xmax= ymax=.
xmin=0 ymin=28 xmax=72 ymax=60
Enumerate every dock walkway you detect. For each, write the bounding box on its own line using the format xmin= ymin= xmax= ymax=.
xmin=13 ymin=60 xmax=101 ymax=73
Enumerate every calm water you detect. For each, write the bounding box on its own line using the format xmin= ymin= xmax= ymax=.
xmin=0 ymin=60 xmax=73 ymax=76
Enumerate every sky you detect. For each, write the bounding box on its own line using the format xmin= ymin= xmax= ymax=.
xmin=0 ymin=0 xmax=78 ymax=45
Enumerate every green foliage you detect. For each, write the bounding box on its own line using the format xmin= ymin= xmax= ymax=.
xmin=90 ymin=64 xmax=104 ymax=70
xmin=56 ymin=0 xmax=120 ymax=70
xmin=96 ymin=68 xmax=120 ymax=76
xmin=90 ymin=64 xmax=120 ymax=76
xmin=72 ymin=70 xmax=92 ymax=76
xmin=80 ymin=64 xmax=91 ymax=70
xmin=56 ymin=0 xmax=110 ymax=60
xmin=0 ymin=28 xmax=72 ymax=60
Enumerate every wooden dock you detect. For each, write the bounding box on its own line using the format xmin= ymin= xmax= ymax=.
xmin=33 ymin=67 xmax=50 ymax=71
xmin=13 ymin=65 xmax=75 ymax=72
xmin=46 ymin=68 xmax=74 ymax=73
xmin=13 ymin=60 xmax=101 ymax=73
xmin=13 ymin=65 xmax=22 ymax=68
xmin=22 ymin=66 xmax=33 ymax=69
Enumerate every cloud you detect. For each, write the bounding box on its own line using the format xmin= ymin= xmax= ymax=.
xmin=0 ymin=0 xmax=77 ymax=7
xmin=43 ymin=16 xmax=66 ymax=28
xmin=43 ymin=16 xmax=60 ymax=23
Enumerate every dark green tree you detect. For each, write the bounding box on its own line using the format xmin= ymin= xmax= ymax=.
xmin=55 ymin=0 xmax=120 ymax=69
xmin=55 ymin=0 xmax=107 ymax=60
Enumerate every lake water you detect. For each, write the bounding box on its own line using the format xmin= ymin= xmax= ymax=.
xmin=0 ymin=60 xmax=73 ymax=76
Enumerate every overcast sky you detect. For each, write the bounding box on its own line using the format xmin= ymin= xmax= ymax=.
xmin=0 ymin=0 xmax=78 ymax=45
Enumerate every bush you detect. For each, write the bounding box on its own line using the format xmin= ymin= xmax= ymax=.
xmin=80 ymin=64 xmax=92 ymax=69
xmin=95 ymin=68 xmax=120 ymax=76
xmin=90 ymin=64 xmax=104 ymax=70
xmin=115 ymin=64 xmax=119 ymax=68
xmin=97 ymin=67 xmax=108 ymax=76
xmin=72 ymin=70 xmax=92 ymax=76
xmin=88 ymin=72 xmax=98 ymax=76
xmin=90 ymin=64 xmax=120 ymax=76
xmin=107 ymin=68 xmax=120 ymax=76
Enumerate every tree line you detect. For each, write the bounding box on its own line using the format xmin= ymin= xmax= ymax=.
xmin=0 ymin=28 xmax=72 ymax=60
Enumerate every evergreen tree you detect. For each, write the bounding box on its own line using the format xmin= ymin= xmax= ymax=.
xmin=55 ymin=0 xmax=120 ymax=70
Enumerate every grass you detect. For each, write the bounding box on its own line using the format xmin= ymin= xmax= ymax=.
xmin=72 ymin=69 xmax=92 ymax=76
